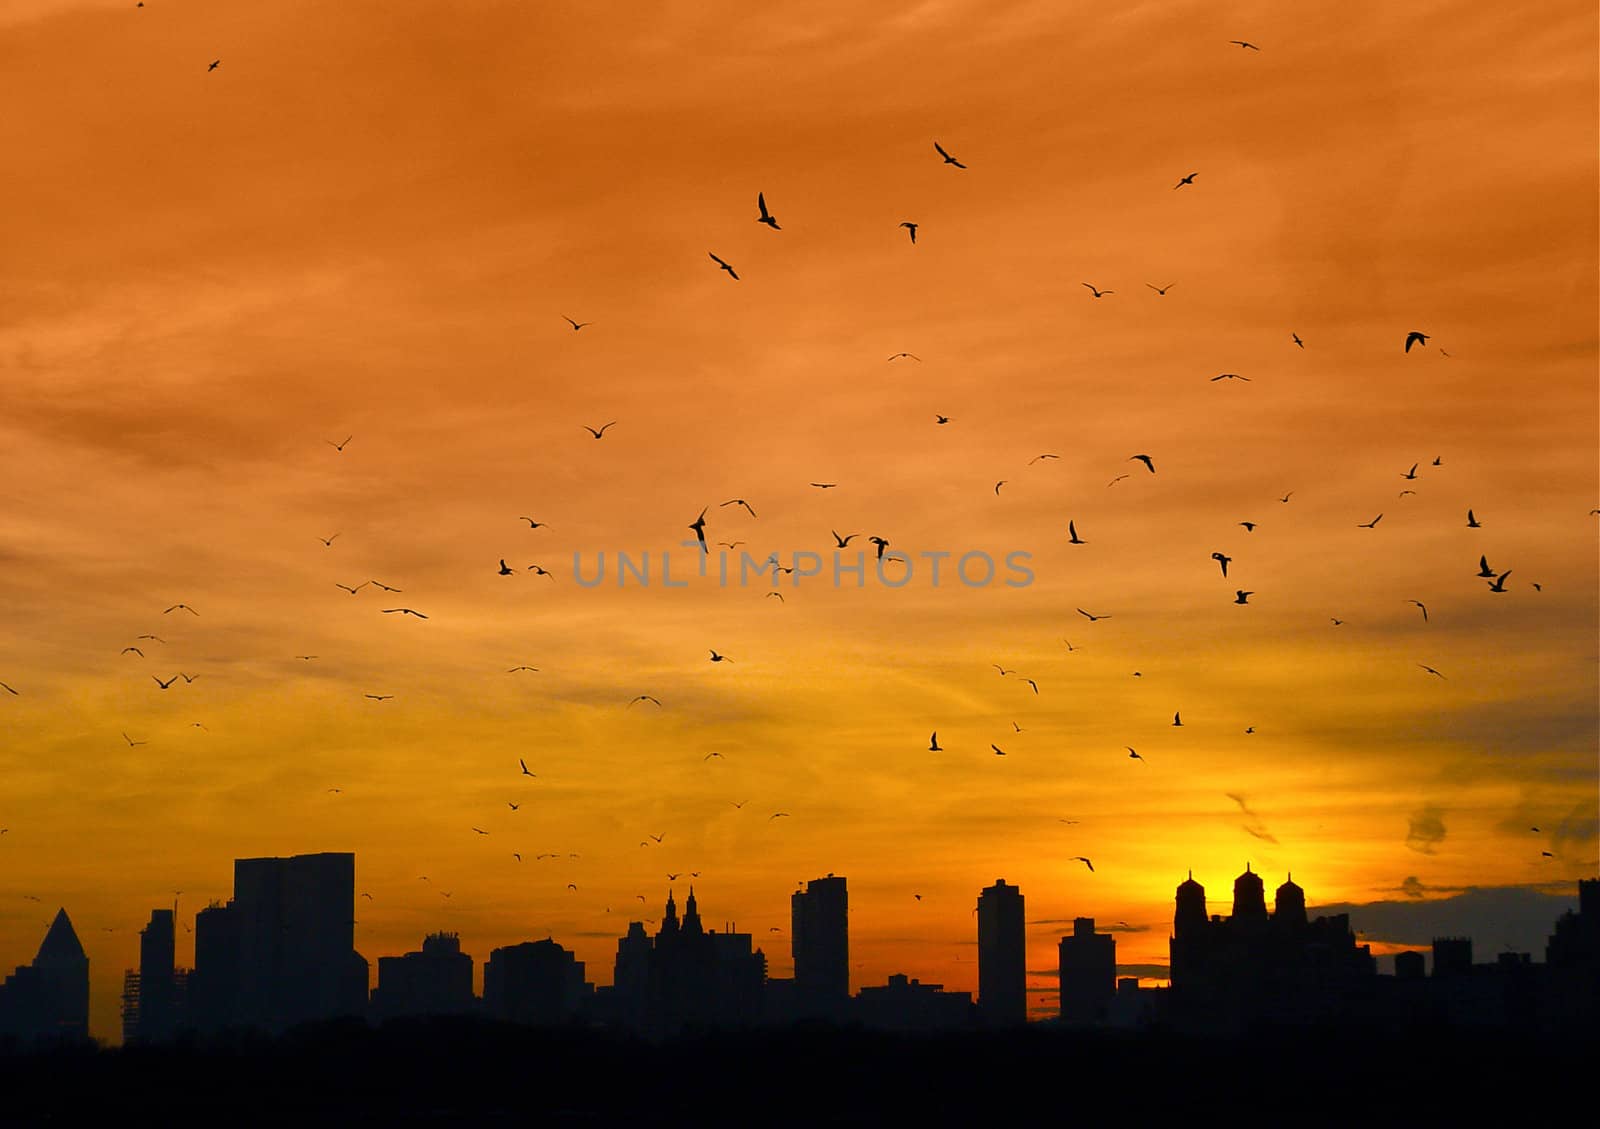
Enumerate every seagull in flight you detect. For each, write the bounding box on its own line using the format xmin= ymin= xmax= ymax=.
xmin=709 ymin=253 xmax=740 ymax=279
xmin=1173 ymin=172 xmax=1198 ymax=189
xmin=899 ymin=222 xmax=918 ymax=244
xmin=122 ymin=647 xmax=144 ymax=657
xmin=1127 ymin=747 xmax=1145 ymax=762
xmin=122 ymin=732 xmax=147 ymax=747
xmin=1239 ymin=521 xmax=1256 ymax=532
xmin=704 ymin=752 xmax=724 ymax=761
xmin=929 ymin=732 xmax=942 ymax=751
xmin=1230 ymin=40 xmax=1260 ymax=50
xmin=335 ymin=582 xmax=368 ymax=595
xmin=994 ymin=665 xmax=1016 ymax=676
xmin=1402 ymin=463 xmax=1418 ymax=480
xmin=1067 ymin=521 xmax=1085 ymax=545
xmin=629 ymin=695 xmax=662 ymax=707
xmin=1078 ymin=608 xmax=1111 ymax=622
xmin=382 ymin=608 xmax=429 ymax=618
xmin=1292 ymin=333 xmax=1304 ymax=348
xmin=721 ymin=499 xmax=757 ymax=518
xmin=1466 ymin=509 xmax=1480 ymax=528
xmin=810 ymin=482 xmax=838 ymax=489
xmin=1024 ymin=679 xmax=1039 ymax=695
xmin=370 ymin=581 xmax=402 ymax=592
xmin=563 ymin=316 xmax=592 ymax=330
xmin=508 ymin=666 xmax=540 ymax=673
xmin=1028 ymin=454 xmax=1060 ymax=465
xmin=934 ymin=141 xmax=967 ymax=168
xmin=1130 ymin=454 xmax=1155 ymax=473
xmin=1487 ymin=570 xmax=1511 ymax=592
xmin=1211 ymin=552 xmax=1232 ymax=577
xmin=1070 ymin=857 xmax=1095 ymax=872
xmin=689 ymin=508 xmax=708 ymax=552
xmin=935 ymin=415 xmax=951 ymax=425
xmin=1404 ymin=331 xmax=1430 ymax=353
xmin=1357 ymin=514 xmax=1383 ymax=529
xmin=888 ymin=352 xmax=922 ymax=362
xmin=165 ymin=604 xmax=199 ymax=615
xmin=498 ymin=559 xmax=515 ymax=576
xmin=1476 ymin=555 xmax=1497 ymax=578
xmin=0 ymin=681 xmax=16 ymax=695
xmin=756 ymin=192 xmax=780 ymax=230
xmin=519 ymin=518 xmax=549 ymax=529
xmin=869 ymin=536 xmax=889 ymax=560
xmin=519 ymin=758 xmax=536 ymax=776
xmin=768 ymin=812 xmax=790 ymax=820
xmin=1083 ymin=283 xmax=1113 ymax=298
xmin=991 ymin=744 xmax=1006 ymax=757
xmin=583 ymin=421 xmax=617 ymax=439
xmin=1211 ymin=373 xmax=1250 ymax=382
xmin=1418 ymin=664 xmax=1446 ymax=678
xmin=1147 ymin=283 xmax=1175 ymax=295
xmin=708 ymin=650 xmax=732 ymax=663
xmin=1409 ymin=600 xmax=1428 ymax=622
xmin=1107 ymin=474 xmax=1130 ymax=487
xmin=994 ymin=481 xmax=1007 ymax=495
xmin=317 ymin=533 xmax=340 ymax=547
xmin=1173 ymin=711 xmax=1183 ymax=726
xmin=326 ymin=435 xmax=351 ymax=451
xmin=1234 ymin=590 xmax=1253 ymax=604
xmin=365 ymin=694 xmax=393 ymax=701
xmin=207 ymin=58 xmax=221 ymax=71
xmin=1279 ymin=491 xmax=1294 ymax=503
xmin=832 ymin=531 xmax=858 ymax=548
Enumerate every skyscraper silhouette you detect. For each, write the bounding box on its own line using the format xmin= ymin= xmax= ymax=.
xmin=976 ymin=879 xmax=1025 ymax=1026
xmin=372 ymin=932 xmax=475 ymax=1020
xmin=1058 ymin=917 xmax=1115 ymax=1025
xmin=122 ymin=908 xmax=186 ymax=1042
xmin=0 ymin=908 xmax=89 ymax=1044
xmin=792 ymin=874 xmax=848 ymax=1017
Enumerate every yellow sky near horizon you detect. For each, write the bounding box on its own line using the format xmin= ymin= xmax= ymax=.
xmin=1 ymin=0 xmax=1596 ymax=1039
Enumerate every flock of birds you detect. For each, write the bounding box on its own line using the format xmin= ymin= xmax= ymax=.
xmin=3 ymin=18 xmax=1592 ymax=990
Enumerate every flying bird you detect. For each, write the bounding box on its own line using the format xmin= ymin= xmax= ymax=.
xmin=766 ymin=592 xmax=784 ymax=603
xmin=508 ymin=802 xmax=520 ymax=811
xmin=1130 ymin=454 xmax=1155 ymax=473
xmin=1402 ymin=463 xmax=1419 ymax=480
xmin=1292 ymin=333 xmax=1304 ymax=348
xmin=165 ymin=604 xmax=198 ymax=615
xmin=1466 ymin=510 xmax=1481 ymax=528
xmin=365 ymin=694 xmax=393 ymax=701
xmin=1077 ymin=608 xmax=1111 ymax=622
xmin=709 ymin=252 xmax=740 ymax=279
xmin=1107 ymin=474 xmax=1129 ymax=487
xmin=869 ymin=536 xmax=889 ymax=560
xmin=1147 ymin=283 xmax=1175 ymax=295
xmin=1029 ymin=454 xmax=1060 ymax=464
xmin=563 ymin=316 xmax=592 ymax=330
xmin=1211 ymin=373 xmax=1250 ymax=382
xmin=1173 ymin=172 xmax=1197 ymax=189
xmin=1067 ymin=521 xmax=1085 ymax=545
xmin=1211 ymin=552 xmax=1232 ymax=577
xmin=1083 ymin=283 xmax=1113 ymax=298
xmin=1476 ymin=555 xmax=1496 ymax=578
xmin=207 ymin=59 xmax=221 ymax=72
xmin=519 ymin=758 xmax=536 ymax=776
xmin=583 ymin=421 xmax=617 ymax=439
xmin=498 ymin=559 xmax=514 ymax=576
xmin=122 ymin=732 xmax=147 ymax=747
xmin=1279 ymin=492 xmax=1294 ymax=503
xmin=832 ymin=531 xmax=859 ymax=548
xmin=1070 ymin=857 xmax=1095 ymax=873
xmin=756 ymin=192 xmax=780 ymax=230
xmin=180 ymin=672 xmax=198 ymax=683
xmin=122 ymin=647 xmax=144 ymax=657
xmin=153 ymin=675 xmax=178 ymax=689
xmin=994 ymin=665 xmax=1016 ymax=676
xmin=629 ymin=695 xmax=662 ymax=707
xmin=935 ymin=415 xmax=950 ymax=424
xmin=934 ymin=141 xmax=966 ymax=168
xmin=1404 ymin=331 xmax=1430 ymax=353
xmin=1173 ymin=712 xmax=1183 ymax=726
xmin=689 ymin=509 xmax=708 ymax=553
xmin=370 ymin=581 xmax=401 ymax=592
xmin=721 ymin=499 xmax=757 ymax=518
xmin=317 ymin=533 xmax=339 ymax=547
xmin=1234 ymin=590 xmax=1253 ymax=604
xmin=1127 ymin=747 xmax=1144 ymax=762
xmin=899 ymin=222 xmax=918 ymax=244
xmin=326 ymin=435 xmax=351 ymax=451
xmin=1024 ymin=679 xmax=1039 ymax=695
xmin=991 ymin=745 xmax=1006 ymax=757
xmin=1418 ymin=664 xmax=1446 ymax=678
xmin=520 ymin=518 xmax=549 ymax=529
xmin=1357 ymin=514 xmax=1383 ymax=529
xmin=929 ymin=732 xmax=942 ymax=751
xmin=810 ymin=482 xmax=838 ymax=489
xmin=889 ymin=353 xmax=922 ymax=362
xmin=0 ymin=681 xmax=15 ymax=695
xmin=1239 ymin=522 xmax=1256 ymax=532
xmin=508 ymin=666 xmax=540 ymax=673
xmin=1487 ymin=570 xmax=1511 ymax=592
xmin=382 ymin=608 xmax=429 ymax=618
xmin=335 ymin=582 xmax=368 ymax=595
xmin=1230 ymin=40 xmax=1260 ymax=50
xmin=768 ymin=812 xmax=790 ymax=820
xmin=994 ymin=481 xmax=1007 ymax=495
xmin=1408 ymin=600 xmax=1428 ymax=622
xmin=708 ymin=650 xmax=732 ymax=663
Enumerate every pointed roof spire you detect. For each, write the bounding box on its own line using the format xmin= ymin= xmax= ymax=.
xmin=34 ymin=908 xmax=87 ymax=966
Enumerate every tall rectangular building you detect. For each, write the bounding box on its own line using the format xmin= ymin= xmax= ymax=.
xmin=977 ymin=879 xmax=1026 ymax=1026
xmin=1058 ymin=917 xmax=1115 ymax=1025
xmin=792 ymin=875 xmax=848 ymax=1015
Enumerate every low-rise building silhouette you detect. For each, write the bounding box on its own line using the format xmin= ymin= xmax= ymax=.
xmin=0 ymin=908 xmax=90 ymax=1045
xmin=372 ymin=932 xmax=476 ymax=1021
xmin=484 ymin=938 xmax=589 ymax=1026
xmin=854 ymin=973 xmax=975 ymax=1032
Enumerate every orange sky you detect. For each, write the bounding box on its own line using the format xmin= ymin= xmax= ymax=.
xmin=1 ymin=0 xmax=1596 ymax=1040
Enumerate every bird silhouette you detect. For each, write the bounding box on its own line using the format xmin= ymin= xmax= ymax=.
xmin=936 ymin=414 xmax=951 ymax=424
xmin=832 ymin=531 xmax=859 ymax=548
xmin=1070 ymin=857 xmax=1095 ymax=872
xmin=889 ymin=352 xmax=922 ymax=362
xmin=518 ymin=758 xmax=537 ymax=777
xmin=869 ymin=536 xmax=889 ymax=560
xmin=520 ymin=517 xmax=549 ymax=529
xmin=1402 ymin=463 xmax=1418 ymax=480
xmin=1234 ymin=590 xmax=1253 ymax=604
xmin=335 ymin=582 xmax=368 ymax=595
xmin=1067 ymin=521 xmax=1085 ymax=545
xmin=994 ymin=481 xmax=1007 ymax=495
xmin=1409 ymin=600 xmax=1428 ymax=622
xmin=1418 ymin=664 xmax=1446 ymax=678
xmin=0 ymin=681 xmax=16 ymax=695
xmin=1130 ymin=454 xmax=1155 ymax=473
xmin=122 ymin=647 xmax=144 ymax=657
xmin=365 ymin=694 xmax=393 ymax=701
xmin=165 ymin=604 xmax=199 ymax=615
xmin=317 ymin=533 xmax=339 ymax=547
xmin=207 ymin=59 xmax=221 ymax=72
xmin=1173 ymin=172 xmax=1197 ymax=189
xmin=756 ymin=192 xmax=780 ymax=230
xmin=1279 ymin=492 xmax=1294 ymax=503
xmin=1173 ymin=712 xmax=1183 ymax=726
xmin=1230 ymin=40 xmax=1260 ymax=50
xmin=689 ymin=509 xmax=708 ymax=553
xmin=1292 ymin=333 xmax=1304 ymax=348
xmin=1211 ymin=552 xmax=1232 ymax=577
xmin=122 ymin=732 xmax=147 ymax=747
xmin=153 ymin=675 xmax=178 ymax=689
xmin=810 ymin=482 xmax=838 ymax=489
xmin=498 ymin=559 xmax=514 ymax=576
xmin=899 ymin=222 xmax=918 ymax=244
xmin=709 ymin=253 xmax=740 ymax=279
xmin=326 ymin=435 xmax=351 ymax=451
xmin=1029 ymin=454 xmax=1060 ymax=464
xmin=373 ymin=581 xmax=401 ymax=593
xmin=934 ymin=141 xmax=966 ymax=168
xmin=721 ymin=499 xmax=757 ymax=518
xmin=1147 ymin=283 xmax=1175 ymax=295
xmin=1127 ymin=747 xmax=1145 ymax=762
xmin=1211 ymin=373 xmax=1250 ymax=382
xmin=1239 ymin=522 xmax=1256 ymax=532
xmin=1405 ymin=331 xmax=1430 ymax=353
xmin=1466 ymin=510 xmax=1481 ymax=528
xmin=769 ymin=812 xmax=790 ymax=820
xmin=583 ymin=421 xmax=617 ymax=439
xmin=1024 ymin=679 xmax=1039 ymax=695
xmin=1476 ymin=555 xmax=1496 ymax=578
xmin=1083 ymin=283 xmax=1113 ymax=298
xmin=629 ymin=695 xmax=662 ymax=708
xmin=1078 ymin=608 xmax=1111 ymax=622
xmin=991 ymin=744 xmax=1006 ymax=756
xmin=709 ymin=650 xmax=732 ymax=663
xmin=561 ymin=316 xmax=593 ymax=331
xmin=1487 ymin=570 xmax=1512 ymax=593
xmin=994 ymin=665 xmax=1016 ymax=676
xmin=382 ymin=608 xmax=428 ymax=618
xmin=1357 ymin=514 xmax=1383 ymax=528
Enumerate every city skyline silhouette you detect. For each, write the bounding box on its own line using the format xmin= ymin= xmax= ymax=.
xmin=0 ymin=0 xmax=1596 ymax=1084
